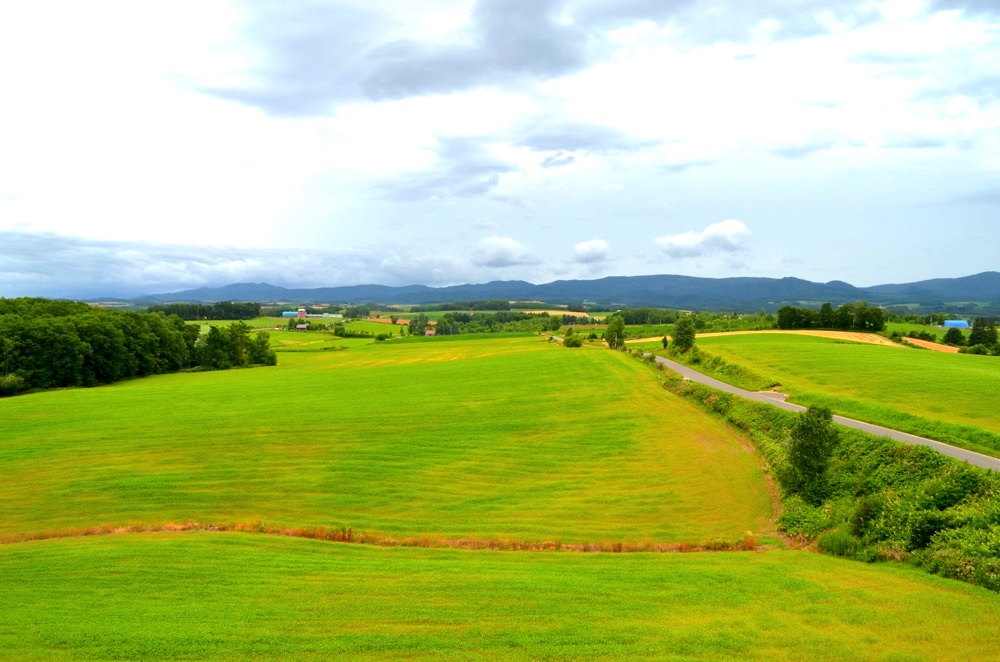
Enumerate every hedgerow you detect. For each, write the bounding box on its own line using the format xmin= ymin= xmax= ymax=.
xmin=655 ymin=365 xmax=1000 ymax=592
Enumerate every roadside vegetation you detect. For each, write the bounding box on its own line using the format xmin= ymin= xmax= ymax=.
xmin=661 ymin=333 xmax=1000 ymax=456
xmin=648 ymin=360 xmax=1000 ymax=592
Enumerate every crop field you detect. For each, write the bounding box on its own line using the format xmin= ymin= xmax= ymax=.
xmin=4 ymin=332 xmax=1000 ymax=658
xmin=0 ymin=335 xmax=772 ymax=542
xmin=690 ymin=333 xmax=1000 ymax=453
xmin=3 ymin=533 xmax=1000 ymax=660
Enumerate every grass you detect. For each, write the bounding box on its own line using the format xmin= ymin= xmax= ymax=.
xmin=2 ymin=532 xmax=999 ymax=660
xmin=685 ymin=333 xmax=1000 ymax=454
xmin=0 ymin=335 xmax=772 ymax=542
xmin=5 ymin=331 xmax=1000 ymax=658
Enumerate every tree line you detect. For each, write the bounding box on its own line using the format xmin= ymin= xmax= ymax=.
xmin=0 ymin=298 xmax=275 ymax=397
xmin=408 ymin=311 xmax=589 ymax=336
xmin=408 ymin=300 xmax=513 ymax=313
xmin=146 ymin=301 xmax=260 ymax=320
xmin=777 ymin=301 xmax=885 ymax=332
xmin=945 ymin=317 xmax=1000 ymax=355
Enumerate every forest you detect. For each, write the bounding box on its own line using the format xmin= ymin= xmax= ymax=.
xmin=0 ymin=298 xmax=275 ymax=396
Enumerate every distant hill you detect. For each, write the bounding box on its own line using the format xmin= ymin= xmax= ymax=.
xmin=864 ymin=272 xmax=1000 ymax=301
xmin=139 ymin=272 xmax=1000 ymax=311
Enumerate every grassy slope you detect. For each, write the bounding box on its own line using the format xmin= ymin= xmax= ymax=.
xmin=691 ymin=334 xmax=1000 ymax=448
xmin=2 ymin=533 xmax=999 ymax=661
xmin=0 ymin=336 xmax=771 ymax=542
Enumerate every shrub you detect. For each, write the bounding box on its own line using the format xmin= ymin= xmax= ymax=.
xmin=960 ymin=344 xmax=990 ymax=355
xmin=818 ymin=528 xmax=861 ymax=557
xmin=0 ymin=373 xmax=26 ymax=396
xmin=563 ymin=336 xmax=583 ymax=348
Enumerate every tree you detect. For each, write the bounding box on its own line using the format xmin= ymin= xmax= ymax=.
xmin=604 ymin=315 xmax=625 ymax=350
xmin=661 ymin=336 xmax=668 ymax=349
xmin=968 ymin=318 xmax=998 ymax=348
xmin=408 ymin=314 xmax=429 ymax=336
xmin=673 ymin=317 xmax=696 ymax=353
xmin=786 ymin=406 xmax=840 ymax=505
xmin=818 ymin=303 xmax=834 ymax=328
xmin=943 ymin=327 xmax=966 ymax=346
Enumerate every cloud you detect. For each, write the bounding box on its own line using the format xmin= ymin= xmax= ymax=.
xmin=204 ymin=0 xmax=589 ymax=115
xmin=382 ymin=137 xmax=513 ymax=201
xmin=0 ymin=231 xmax=467 ymax=298
xmin=197 ymin=2 xmax=389 ymax=116
xmin=930 ymin=0 xmax=1000 ymax=16
xmin=574 ymin=0 xmax=883 ymax=43
xmin=770 ymin=137 xmax=844 ymax=159
xmin=514 ymin=119 xmax=658 ymax=153
xmin=573 ymin=239 xmax=609 ymax=263
xmin=541 ymin=152 xmax=576 ymax=168
xmin=363 ymin=0 xmax=587 ymax=100
xmin=662 ymin=160 xmax=715 ymax=173
xmin=654 ymin=220 xmax=751 ymax=258
xmin=472 ymin=236 xmax=540 ymax=268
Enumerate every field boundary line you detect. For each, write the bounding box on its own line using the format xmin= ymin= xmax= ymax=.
xmin=0 ymin=521 xmax=765 ymax=554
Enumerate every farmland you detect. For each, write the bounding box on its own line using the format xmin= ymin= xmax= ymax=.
xmin=3 ymin=330 xmax=1000 ymax=657
xmin=0 ymin=335 xmax=771 ymax=542
xmin=686 ymin=332 xmax=1000 ymax=454
xmin=2 ymin=533 xmax=999 ymax=660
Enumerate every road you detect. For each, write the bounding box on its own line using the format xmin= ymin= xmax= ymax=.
xmin=652 ymin=355 xmax=1000 ymax=472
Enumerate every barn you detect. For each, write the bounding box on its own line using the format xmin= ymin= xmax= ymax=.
xmin=944 ymin=320 xmax=970 ymax=329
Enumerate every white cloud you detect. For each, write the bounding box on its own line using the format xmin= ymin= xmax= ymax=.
xmin=573 ymin=239 xmax=609 ymax=263
xmin=654 ymin=220 xmax=751 ymax=258
xmin=471 ymin=236 xmax=540 ymax=268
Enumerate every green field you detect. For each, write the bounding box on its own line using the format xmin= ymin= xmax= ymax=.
xmin=689 ymin=333 xmax=1000 ymax=453
xmin=2 ymin=533 xmax=999 ymax=660
xmin=4 ymin=332 xmax=1000 ymax=658
xmin=1 ymin=336 xmax=771 ymax=542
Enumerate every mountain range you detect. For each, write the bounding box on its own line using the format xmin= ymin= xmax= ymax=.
xmin=136 ymin=272 xmax=1000 ymax=311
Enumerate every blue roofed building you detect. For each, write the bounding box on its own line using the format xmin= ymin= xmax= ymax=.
xmin=944 ymin=320 xmax=970 ymax=329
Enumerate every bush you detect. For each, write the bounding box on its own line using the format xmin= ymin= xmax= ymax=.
xmin=960 ymin=344 xmax=990 ymax=355
xmin=818 ymin=528 xmax=861 ymax=557
xmin=563 ymin=336 xmax=583 ymax=348
xmin=0 ymin=373 xmax=26 ymax=395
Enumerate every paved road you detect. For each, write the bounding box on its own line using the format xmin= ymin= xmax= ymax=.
xmin=652 ymin=355 xmax=1000 ymax=472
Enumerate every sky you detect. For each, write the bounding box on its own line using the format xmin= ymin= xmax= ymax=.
xmin=0 ymin=0 xmax=998 ymax=298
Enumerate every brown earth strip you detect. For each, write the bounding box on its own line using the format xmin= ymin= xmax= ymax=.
xmin=904 ymin=337 xmax=960 ymax=353
xmin=1 ymin=522 xmax=761 ymax=553
xmin=624 ymin=330 xmax=900 ymax=346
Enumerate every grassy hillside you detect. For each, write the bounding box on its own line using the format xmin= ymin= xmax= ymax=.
xmin=690 ymin=333 xmax=1000 ymax=453
xmin=0 ymin=336 xmax=772 ymax=542
xmin=2 ymin=533 xmax=998 ymax=660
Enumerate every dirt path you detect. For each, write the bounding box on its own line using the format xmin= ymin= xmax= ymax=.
xmin=624 ymin=329 xmax=900 ymax=347
xmin=904 ymin=337 xmax=960 ymax=353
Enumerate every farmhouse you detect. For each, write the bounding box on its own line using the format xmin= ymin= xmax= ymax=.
xmin=944 ymin=320 xmax=970 ymax=329
xmin=295 ymin=324 xmax=309 ymax=331
xmin=425 ymin=329 xmax=436 ymax=336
